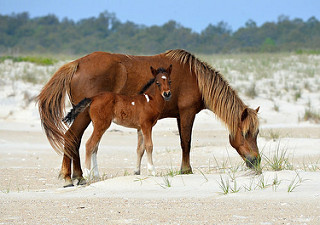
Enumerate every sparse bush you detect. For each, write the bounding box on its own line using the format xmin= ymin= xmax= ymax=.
xmin=303 ymin=107 xmax=320 ymax=123
xmin=245 ymin=82 xmax=258 ymax=99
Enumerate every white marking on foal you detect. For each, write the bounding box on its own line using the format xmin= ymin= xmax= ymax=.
xmin=144 ymin=94 xmax=150 ymax=102
xmin=131 ymin=101 xmax=135 ymax=106
xmin=91 ymin=152 xmax=99 ymax=178
xmin=161 ymin=75 xmax=167 ymax=80
xmin=147 ymin=163 xmax=156 ymax=176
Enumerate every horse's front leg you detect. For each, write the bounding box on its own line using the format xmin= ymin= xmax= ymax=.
xmin=141 ymin=125 xmax=156 ymax=176
xmin=134 ymin=129 xmax=145 ymax=175
xmin=59 ymin=111 xmax=91 ymax=187
xmin=177 ymin=110 xmax=196 ymax=174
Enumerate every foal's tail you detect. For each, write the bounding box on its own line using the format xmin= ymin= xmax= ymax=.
xmin=63 ymin=98 xmax=92 ymax=125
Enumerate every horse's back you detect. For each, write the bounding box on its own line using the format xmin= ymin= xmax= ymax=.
xmin=70 ymin=51 xmax=168 ymax=104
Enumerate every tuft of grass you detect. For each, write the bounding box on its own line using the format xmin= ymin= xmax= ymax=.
xmin=294 ymin=90 xmax=302 ymax=101
xmin=273 ymin=102 xmax=279 ymax=112
xmin=272 ymin=174 xmax=282 ymax=192
xmin=134 ymin=177 xmax=149 ymax=185
xmin=196 ymin=168 xmax=208 ymax=183
xmin=243 ymin=178 xmax=255 ymax=192
xmin=263 ymin=141 xmax=293 ymax=171
xmin=230 ymin=180 xmax=241 ymax=193
xmin=217 ymin=175 xmax=230 ymax=195
xmin=256 ymin=175 xmax=271 ymax=190
xmin=287 ymin=172 xmax=308 ymax=193
xmin=303 ymin=107 xmax=320 ymax=123
xmin=162 ymin=176 xmax=172 ymax=188
xmin=269 ymin=130 xmax=281 ymax=141
xmin=245 ymin=82 xmax=258 ymax=99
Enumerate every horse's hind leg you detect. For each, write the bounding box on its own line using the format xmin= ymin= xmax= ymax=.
xmin=141 ymin=125 xmax=156 ymax=176
xmin=60 ymin=110 xmax=91 ymax=187
xmin=134 ymin=129 xmax=145 ymax=175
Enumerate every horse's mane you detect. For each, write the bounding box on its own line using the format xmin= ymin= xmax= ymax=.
xmin=165 ymin=49 xmax=259 ymax=137
xmin=139 ymin=78 xmax=155 ymax=94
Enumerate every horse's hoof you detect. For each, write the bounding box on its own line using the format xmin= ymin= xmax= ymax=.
xmin=134 ymin=170 xmax=140 ymax=175
xmin=180 ymin=168 xmax=193 ymax=174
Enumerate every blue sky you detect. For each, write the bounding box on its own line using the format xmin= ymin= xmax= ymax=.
xmin=1 ymin=0 xmax=319 ymax=32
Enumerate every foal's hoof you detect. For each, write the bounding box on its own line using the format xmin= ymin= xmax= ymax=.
xmin=76 ymin=178 xmax=87 ymax=186
xmin=63 ymin=179 xmax=74 ymax=188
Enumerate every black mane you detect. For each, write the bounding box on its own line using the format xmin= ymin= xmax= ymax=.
xmin=138 ymin=78 xmax=155 ymax=94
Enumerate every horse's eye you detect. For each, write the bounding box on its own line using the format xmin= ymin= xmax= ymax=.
xmin=168 ymin=80 xmax=172 ymax=85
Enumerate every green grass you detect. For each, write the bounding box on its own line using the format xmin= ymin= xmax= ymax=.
xmin=217 ymin=175 xmax=230 ymax=195
xmin=287 ymin=172 xmax=308 ymax=193
xmin=263 ymin=141 xmax=293 ymax=171
xmin=0 ymin=55 xmax=57 ymax=65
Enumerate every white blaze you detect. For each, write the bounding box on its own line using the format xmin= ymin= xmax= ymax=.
xmin=131 ymin=101 xmax=135 ymax=106
xmin=161 ymin=75 xmax=167 ymax=80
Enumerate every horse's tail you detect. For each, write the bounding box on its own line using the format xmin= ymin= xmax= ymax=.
xmin=37 ymin=61 xmax=78 ymax=157
xmin=63 ymin=98 xmax=92 ymax=125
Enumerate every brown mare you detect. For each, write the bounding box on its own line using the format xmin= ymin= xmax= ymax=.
xmin=37 ymin=49 xmax=260 ymax=187
xmin=62 ymin=65 xmax=172 ymax=181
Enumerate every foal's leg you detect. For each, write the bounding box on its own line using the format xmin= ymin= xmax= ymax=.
xmin=141 ymin=125 xmax=156 ymax=176
xmin=177 ymin=110 xmax=196 ymax=174
xmin=134 ymin=129 xmax=145 ymax=175
xmin=84 ymin=119 xmax=111 ymax=180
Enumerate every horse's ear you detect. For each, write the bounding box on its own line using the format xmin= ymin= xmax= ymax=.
xmin=167 ymin=64 xmax=172 ymax=75
xmin=255 ymin=106 xmax=260 ymax=113
xmin=150 ymin=66 xmax=157 ymax=77
xmin=241 ymin=108 xmax=249 ymax=122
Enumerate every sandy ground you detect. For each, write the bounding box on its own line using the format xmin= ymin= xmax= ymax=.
xmin=1 ymin=112 xmax=320 ymax=224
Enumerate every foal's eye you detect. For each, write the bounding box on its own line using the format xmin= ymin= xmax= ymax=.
xmin=168 ymin=80 xmax=172 ymax=85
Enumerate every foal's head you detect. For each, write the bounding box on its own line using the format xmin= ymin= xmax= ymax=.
xmin=150 ymin=65 xmax=172 ymax=101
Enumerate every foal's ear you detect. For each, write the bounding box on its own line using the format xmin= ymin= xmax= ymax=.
xmin=167 ymin=64 xmax=172 ymax=75
xmin=241 ymin=108 xmax=249 ymax=122
xmin=150 ymin=66 xmax=157 ymax=77
xmin=255 ymin=106 xmax=260 ymax=113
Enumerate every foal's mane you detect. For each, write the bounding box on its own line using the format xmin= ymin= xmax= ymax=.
xmin=139 ymin=78 xmax=155 ymax=94
xmin=165 ymin=49 xmax=259 ymax=137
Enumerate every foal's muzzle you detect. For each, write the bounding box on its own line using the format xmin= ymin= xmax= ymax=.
xmin=163 ymin=91 xmax=171 ymax=101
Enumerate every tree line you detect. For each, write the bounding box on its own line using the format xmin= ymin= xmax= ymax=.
xmin=0 ymin=11 xmax=319 ymax=55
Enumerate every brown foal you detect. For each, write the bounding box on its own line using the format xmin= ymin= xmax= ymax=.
xmin=63 ymin=65 xmax=172 ymax=179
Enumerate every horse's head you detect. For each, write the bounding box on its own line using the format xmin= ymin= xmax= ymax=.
xmin=229 ymin=107 xmax=261 ymax=169
xmin=150 ymin=65 xmax=172 ymax=101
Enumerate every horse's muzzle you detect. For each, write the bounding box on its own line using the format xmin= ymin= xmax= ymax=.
xmin=245 ymin=156 xmax=261 ymax=169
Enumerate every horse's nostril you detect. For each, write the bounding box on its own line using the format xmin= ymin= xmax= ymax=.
xmin=164 ymin=92 xmax=171 ymax=98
